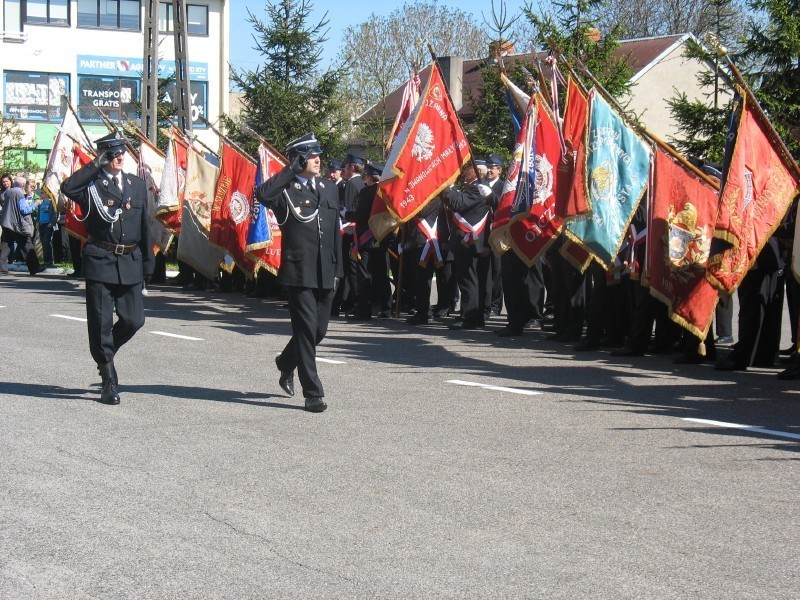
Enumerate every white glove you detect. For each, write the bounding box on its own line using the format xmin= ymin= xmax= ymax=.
xmin=477 ymin=184 xmax=492 ymax=198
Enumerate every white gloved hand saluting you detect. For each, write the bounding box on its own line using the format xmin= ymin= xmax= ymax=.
xmin=477 ymin=184 xmax=493 ymax=198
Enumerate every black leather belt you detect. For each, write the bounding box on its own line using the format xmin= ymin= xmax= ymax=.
xmin=89 ymin=237 xmax=137 ymax=255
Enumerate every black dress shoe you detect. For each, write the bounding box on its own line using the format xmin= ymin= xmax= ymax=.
xmin=98 ymin=379 xmax=120 ymax=405
xmin=714 ymin=359 xmax=747 ymax=371
xmin=610 ymin=347 xmax=644 ymax=357
xmin=780 ymin=345 xmax=797 ymax=356
xmin=673 ymin=354 xmax=703 ymax=365
xmin=574 ymin=340 xmax=600 ymax=351
xmin=495 ymin=327 xmax=523 ymax=337
xmin=304 ymin=396 xmax=327 ymax=412
xmin=275 ymin=357 xmax=295 ymax=396
xmin=405 ymin=314 xmax=429 ymax=325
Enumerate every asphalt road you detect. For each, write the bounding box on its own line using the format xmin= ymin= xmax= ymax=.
xmin=1 ymin=272 xmax=799 ymax=599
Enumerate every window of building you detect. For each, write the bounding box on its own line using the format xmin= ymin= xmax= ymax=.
xmin=3 ymin=71 xmax=69 ymax=122
xmin=24 ymin=0 xmax=69 ymax=25
xmin=161 ymin=80 xmax=207 ymax=128
xmin=77 ymin=0 xmax=140 ymax=30
xmin=186 ymin=4 xmax=207 ymax=35
xmin=158 ymin=2 xmax=207 ymax=35
xmin=3 ymin=0 xmax=23 ymax=32
xmin=77 ymin=75 xmax=139 ymax=122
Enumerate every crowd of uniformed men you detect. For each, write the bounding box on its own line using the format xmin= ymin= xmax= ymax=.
xmin=166 ymin=151 xmax=799 ymax=381
xmin=2 ymin=139 xmax=798 ymax=411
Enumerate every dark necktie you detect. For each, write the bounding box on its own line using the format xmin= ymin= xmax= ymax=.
xmin=111 ymin=175 xmax=120 ymax=192
xmin=306 ymin=178 xmax=315 ymax=192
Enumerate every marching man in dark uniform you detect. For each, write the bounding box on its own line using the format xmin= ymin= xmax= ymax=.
xmin=443 ymin=161 xmax=495 ymax=329
xmin=256 ymin=133 xmax=343 ymax=413
xmin=60 ymin=131 xmax=154 ymax=405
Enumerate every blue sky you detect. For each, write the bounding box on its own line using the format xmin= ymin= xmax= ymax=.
xmin=229 ymin=0 xmax=530 ymax=73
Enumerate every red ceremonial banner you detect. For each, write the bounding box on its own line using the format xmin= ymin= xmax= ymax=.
xmin=211 ymin=143 xmax=258 ymax=274
xmin=64 ymin=144 xmax=93 ymax=242
xmin=156 ymin=129 xmax=191 ymax=233
xmin=707 ymin=99 xmax=800 ymax=293
xmin=245 ymin=143 xmax=286 ymax=275
xmin=378 ymin=62 xmax=471 ymax=223
xmin=559 ymin=239 xmax=593 ymax=273
xmin=508 ymin=95 xmax=564 ymax=267
xmin=555 ymin=78 xmax=590 ymax=219
xmin=648 ymin=148 xmax=720 ymax=337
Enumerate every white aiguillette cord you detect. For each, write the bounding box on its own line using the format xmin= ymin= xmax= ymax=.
xmin=280 ymin=188 xmax=319 ymax=226
xmin=77 ymin=182 xmax=122 ymax=227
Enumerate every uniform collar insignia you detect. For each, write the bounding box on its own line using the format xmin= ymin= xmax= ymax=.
xmin=294 ymin=182 xmax=302 ymax=190
xmin=319 ymin=181 xmax=325 ymax=189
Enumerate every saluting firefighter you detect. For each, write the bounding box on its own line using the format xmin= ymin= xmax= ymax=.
xmin=256 ymin=133 xmax=343 ymax=413
xmin=60 ymin=131 xmax=154 ymax=405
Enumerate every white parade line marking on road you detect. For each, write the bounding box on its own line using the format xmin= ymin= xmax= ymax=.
xmin=316 ymin=357 xmax=346 ymax=364
xmin=51 ymin=314 xmax=87 ymax=322
xmin=150 ymin=331 xmax=204 ymax=341
xmin=447 ymin=379 xmax=543 ymax=396
xmin=683 ymin=418 xmax=800 ymax=441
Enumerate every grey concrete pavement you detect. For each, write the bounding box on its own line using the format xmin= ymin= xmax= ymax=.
xmin=1 ymin=272 xmax=799 ymax=599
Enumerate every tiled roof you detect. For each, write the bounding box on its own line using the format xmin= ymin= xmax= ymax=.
xmin=358 ymin=34 xmax=688 ymax=122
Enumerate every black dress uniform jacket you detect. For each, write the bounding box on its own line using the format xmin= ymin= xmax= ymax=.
xmin=256 ymin=166 xmax=343 ymax=288
xmin=344 ymin=183 xmax=378 ymax=247
xmin=61 ymin=162 xmax=154 ymax=284
xmin=444 ymin=181 xmax=492 ymax=254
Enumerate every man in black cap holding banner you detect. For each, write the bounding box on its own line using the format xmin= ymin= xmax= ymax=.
xmin=256 ymin=133 xmax=343 ymax=413
xmin=61 ymin=130 xmax=153 ymax=405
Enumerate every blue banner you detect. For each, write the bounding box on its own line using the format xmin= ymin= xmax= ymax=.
xmin=566 ymin=92 xmax=650 ymax=268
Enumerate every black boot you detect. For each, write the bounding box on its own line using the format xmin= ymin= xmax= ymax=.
xmin=96 ymin=361 xmax=118 ymax=385
xmin=98 ymin=362 xmax=120 ymax=405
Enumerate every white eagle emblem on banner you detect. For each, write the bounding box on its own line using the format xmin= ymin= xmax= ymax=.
xmin=532 ymin=153 xmax=554 ymax=206
xmin=412 ymin=123 xmax=435 ymax=162
xmin=229 ymin=191 xmax=250 ymax=225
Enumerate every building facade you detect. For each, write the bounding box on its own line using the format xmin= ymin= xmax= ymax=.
xmin=1 ymin=0 xmax=228 ymax=170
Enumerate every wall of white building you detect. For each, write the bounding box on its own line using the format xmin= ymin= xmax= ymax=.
xmin=0 ymin=0 xmax=228 ymax=171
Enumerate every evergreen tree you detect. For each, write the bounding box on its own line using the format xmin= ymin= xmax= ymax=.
xmin=522 ymin=0 xmax=632 ymax=98
xmin=466 ymin=61 xmax=532 ymax=162
xmin=667 ymin=0 xmax=741 ymax=163
xmin=223 ymin=0 xmax=346 ymax=158
xmin=742 ymin=0 xmax=800 ymax=160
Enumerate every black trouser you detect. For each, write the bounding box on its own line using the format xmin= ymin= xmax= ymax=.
xmin=501 ymin=251 xmax=544 ymax=331
xmin=39 ymin=224 xmax=54 ymax=266
xmin=727 ymin=263 xmax=783 ymax=367
xmin=355 ymin=246 xmax=376 ymax=318
xmin=435 ymin=260 xmax=458 ymax=311
xmin=68 ymin=234 xmax=83 ymax=275
xmin=454 ymin=251 xmax=491 ymax=325
xmin=490 ymin=251 xmax=503 ymax=314
xmin=85 ymin=279 xmax=145 ymax=366
xmin=715 ymin=293 xmax=734 ymax=338
xmin=0 ymin=228 xmax=39 ymax=274
xmin=548 ymin=249 xmax=585 ymax=337
xmin=407 ymin=246 xmax=436 ymax=316
xmin=278 ymin=286 xmax=334 ymax=398
xmin=337 ymin=234 xmax=357 ymax=312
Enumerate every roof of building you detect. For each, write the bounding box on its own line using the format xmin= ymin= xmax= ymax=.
xmin=358 ymin=34 xmax=690 ymax=123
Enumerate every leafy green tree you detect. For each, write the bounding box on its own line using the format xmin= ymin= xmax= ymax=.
xmin=339 ymin=1 xmax=487 ymax=157
xmin=223 ymin=0 xmax=346 ymax=158
xmin=0 ymin=115 xmax=36 ymax=175
xmin=742 ymin=0 xmax=800 ymax=160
